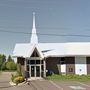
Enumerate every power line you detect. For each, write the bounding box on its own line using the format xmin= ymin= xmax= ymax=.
xmin=1 ymin=26 xmax=90 ymax=31
xmin=0 ymin=29 xmax=90 ymax=37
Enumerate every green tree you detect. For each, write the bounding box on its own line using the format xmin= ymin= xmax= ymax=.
xmin=6 ymin=61 xmax=17 ymax=70
xmin=1 ymin=62 xmax=6 ymax=70
xmin=7 ymin=55 xmax=13 ymax=62
xmin=2 ymin=54 xmax=6 ymax=62
xmin=0 ymin=54 xmax=6 ymax=70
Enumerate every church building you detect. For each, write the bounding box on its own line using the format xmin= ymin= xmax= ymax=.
xmin=13 ymin=13 xmax=90 ymax=79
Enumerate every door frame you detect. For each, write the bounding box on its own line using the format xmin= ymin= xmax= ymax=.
xmin=30 ymin=64 xmax=41 ymax=78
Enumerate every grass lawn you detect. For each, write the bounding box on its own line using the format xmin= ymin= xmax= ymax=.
xmin=47 ymin=74 xmax=90 ymax=82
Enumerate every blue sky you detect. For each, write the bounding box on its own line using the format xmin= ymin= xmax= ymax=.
xmin=0 ymin=0 xmax=90 ymax=56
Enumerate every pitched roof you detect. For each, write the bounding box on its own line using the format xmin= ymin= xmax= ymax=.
xmin=13 ymin=42 xmax=90 ymax=58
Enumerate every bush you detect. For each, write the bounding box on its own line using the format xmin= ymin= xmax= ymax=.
xmin=11 ymin=63 xmax=26 ymax=85
xmin=6 ymin=61 xmax=17 ymax=70
xmin=14 ymin=76 xmax=25 ymax=85
xmin=17 ymin=64 xmax=22 ymax=76
xmin=11 ymin=73 xmax=25 ymax=85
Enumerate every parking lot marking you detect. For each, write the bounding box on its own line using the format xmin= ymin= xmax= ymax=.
xmin=69 ymin=86 xmax=86 ymax=90
xmin=50 ymin=81 xmax=63 ymax=90
xmin=76 ymin=82 xmax=90 ymax=88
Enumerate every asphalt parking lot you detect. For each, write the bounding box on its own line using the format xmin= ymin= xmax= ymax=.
xmin=1 ymin=79 xmax=90 ymax=90
xmin=53 ymin=81 xmax=90 ymax=90
xmin=0 ymin=72 xmax=90 ymax=90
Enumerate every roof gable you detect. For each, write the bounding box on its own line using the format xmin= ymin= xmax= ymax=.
xmin=31 ymin=48 xmax=41 ymax=57
xmin=30 ymin=45 xmax=44 ymax=59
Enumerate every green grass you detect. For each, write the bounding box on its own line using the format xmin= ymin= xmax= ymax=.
xmin=47 ymin=74 xmax=90 ymax=82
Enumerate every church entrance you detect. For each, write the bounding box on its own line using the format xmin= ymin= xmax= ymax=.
xmin=30 ymin=65 xmax=40 ymax=77
xmin=29 ymin=60 xmax=44 ymax=78
xmin=26 ymin=47 xmax=46 ymax=79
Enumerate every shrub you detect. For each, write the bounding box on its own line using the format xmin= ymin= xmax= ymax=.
xmin=11 ymin=74 xmax=18 ymax=82
xmin=6 ymin=61 xmax=17 ymax=70
xmin=14 ymin=76 xmax=25 ymax=85
xmin=17 ymin=64 xmax=22 ymax=76
xmin=11 ymin=73 xmax=25 ymax=85
xmin=11 ymin=65 xmax=25 ymax=85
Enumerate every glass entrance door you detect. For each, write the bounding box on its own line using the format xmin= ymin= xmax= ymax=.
xmin=31 ymin=66 xmax=35 ymax=77
xmin=36 ymin=66 xmax=40 ymax=77
xmin=30 ymin=65 xmax=40 ymax=77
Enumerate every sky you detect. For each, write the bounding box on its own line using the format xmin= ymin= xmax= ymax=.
xmin=0 ymin=0 xmax=90 ymax=56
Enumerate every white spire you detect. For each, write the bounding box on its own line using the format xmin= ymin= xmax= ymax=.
xmin=30 ymin=12 xmax=38 ymax=43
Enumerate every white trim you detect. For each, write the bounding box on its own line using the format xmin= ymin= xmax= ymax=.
xmin=44 ymin=59 xmax=46 ymax=77
xmin=29 ymin=45 xmax=44 ymax=59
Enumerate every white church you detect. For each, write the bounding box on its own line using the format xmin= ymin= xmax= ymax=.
xmin=13 ymin=13 xmax=90 ymax=78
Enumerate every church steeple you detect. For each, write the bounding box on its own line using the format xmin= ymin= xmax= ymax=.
xmin=30 ymin=12 xmax=38 ymax=43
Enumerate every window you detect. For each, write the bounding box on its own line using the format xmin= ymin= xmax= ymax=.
xmin=41 ymin=65 xmax=44 ymax=71
xmin=41 ymin=60 xmax=43 ymax=64
xmin=27 ymin=60 xmax=44 ymax=65
xmin=31 ymin=49 xmax=40 ymax=57
xmin=30 ymin=60 xmax=35 ymax=64
xmin=60 ymin=57 xmax=65 ymax=64
xmin=69 ymin=68 xmax=73 ymax=72
xmin=36 ymin=60 xmax=40 ymax=64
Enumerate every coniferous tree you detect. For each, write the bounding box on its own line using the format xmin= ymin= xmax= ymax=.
xmin=7 ymin=55 xmax=13 ymax=62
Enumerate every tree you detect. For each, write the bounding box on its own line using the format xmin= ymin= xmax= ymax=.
xmin=7 ymin=55 xmax=13 ymax=62
xmin=6 ymin=55 xmax=17 ymax=70
xmin=6 ymin=61 xmax=17 ymax=70
xmin=0 ymin=54 xmax=6 ymax=70
xmin=1 ymin=62 xmax=6 ymax=70
xmin=2 ymin=54 xmax=6 ymax=62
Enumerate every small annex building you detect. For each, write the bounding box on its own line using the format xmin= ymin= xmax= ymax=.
xmin=13 ymin=13 xmax=90 ymax=79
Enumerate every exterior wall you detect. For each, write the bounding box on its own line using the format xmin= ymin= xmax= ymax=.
xmin=46 ymin=57 xmax=75 ymax=75
xmin=75 ymin=57 xmax=87 ymax=75
xmin=66 ymin=57 xmax=75 ymax=74
xmin=17 ymin=57 xmax=25 ymax=75
xmin=86 ymin=57 xmax=90 ymax=74
xmin=17 ymin=56 xmax=89 ymax=76
xmin=46 ymin=57 xmax=60 ymax=74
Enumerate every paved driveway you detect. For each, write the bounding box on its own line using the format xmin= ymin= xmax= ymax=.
xmin=0 ymin=72 xmax=60 ymax=90
xmin=0 ymin=72 xmax=90 ymax=90
xmin=53 ymin=81 xmax=90 ymax=90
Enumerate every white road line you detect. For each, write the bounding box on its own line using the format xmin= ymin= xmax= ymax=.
xmin=50 ymin=81 xmax=63 ymax=90
xmin=76 ymin=81 xmax=90 ymax=88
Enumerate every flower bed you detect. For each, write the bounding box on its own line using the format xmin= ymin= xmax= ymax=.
xmin=11 ymin=74 xmax=25 ymax=85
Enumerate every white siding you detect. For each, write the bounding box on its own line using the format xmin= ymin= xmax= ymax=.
xmin=75 ymin=57 xmax=87 ymax=75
